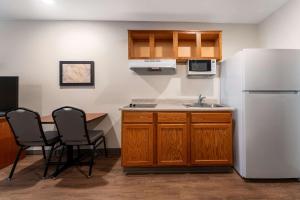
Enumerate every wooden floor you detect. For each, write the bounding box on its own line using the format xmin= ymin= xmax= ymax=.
xmin=0 ymin=155 xmax=300 ymax=200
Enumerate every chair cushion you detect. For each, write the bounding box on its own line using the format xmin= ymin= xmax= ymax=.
xmin=22 ymin=131 xmax=60 ymax=146
xmin=88 ymin=130 xmax=104 ymax=144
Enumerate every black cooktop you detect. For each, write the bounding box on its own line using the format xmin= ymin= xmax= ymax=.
xmin=127 ymin=103 xmax=157 ymax=108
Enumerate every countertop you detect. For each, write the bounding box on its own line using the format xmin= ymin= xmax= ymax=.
xmin=120 ymin=103 xmax=234 ymax=112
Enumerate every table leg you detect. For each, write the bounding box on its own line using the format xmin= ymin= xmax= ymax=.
xmin=52 ymin=145 xmax=74 ymax=177
xmin=66 ymin=145 xmax=73 ymax=163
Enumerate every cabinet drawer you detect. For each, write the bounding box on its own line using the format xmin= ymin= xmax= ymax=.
xmin=123 ymin=112 xmax=153 ymax=123
xmin=157 ymin=112 xmax=187 ymax=123
xmin=191 ymin=112 xmax=232 ymax=123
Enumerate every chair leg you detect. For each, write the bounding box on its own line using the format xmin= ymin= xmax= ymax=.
xmin=43 ymin=145 xmax=54 ymax=178
xmin=77 ymin=145 xmax=80 ymax=160
xmin=102 ymin=136 xmax=108 ymax=158
xmin=88 ymin=145 xmax=96 ymax=177
xmin=8 ymin=147 xmax=23 ymax=180
xmin=55 ymin=146 xmax=65 ymax=174
xmin=42 ymin=146 xmax=46 ymax=160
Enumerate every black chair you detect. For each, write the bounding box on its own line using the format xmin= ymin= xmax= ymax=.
xmin=5 ymin=108 xmax=61 ymax=180
xmin=52 ymin=106 xmax=107 ymax=177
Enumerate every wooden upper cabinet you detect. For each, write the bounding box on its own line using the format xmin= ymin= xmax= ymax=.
xmin=176 ymin=31 xmax=200 ymax=59
xmin=128 ymin=30 xmax=222 ymax=61
xmin=201 ymin=32 xmax=222 ymax=60
xmin=153 ymin=31 xmax=174 ymax=58
xmin=128 ymin=31 xmax=151 ymax=59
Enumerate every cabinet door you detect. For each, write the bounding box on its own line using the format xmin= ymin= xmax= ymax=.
xmin=122 ymin=124 xmax=153 ymax=167
xmin=0 ymin=119 xmax=24 ymax=169
xmin=157 ymin=124 xmax=187 ymax=166
xmin=191 ymin=123 xmax=232 ymax=166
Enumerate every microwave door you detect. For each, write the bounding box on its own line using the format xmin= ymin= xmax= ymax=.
xmin=188 ymin=60 xmax=216 ymax=76
xmin=189 ymin=60 xmax=211 ymax=72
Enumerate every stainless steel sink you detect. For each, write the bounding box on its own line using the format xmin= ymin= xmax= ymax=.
xmin=183 ymin=103 xmax=225 ymax=108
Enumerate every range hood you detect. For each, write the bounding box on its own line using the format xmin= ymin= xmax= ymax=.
xmin=129 ymin=59 xmax=176 ymax=74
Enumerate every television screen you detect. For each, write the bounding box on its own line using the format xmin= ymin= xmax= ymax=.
xmin=0 ymin=76 xmax=19 ymax=113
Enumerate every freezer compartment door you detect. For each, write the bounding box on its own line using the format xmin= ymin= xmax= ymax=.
xmin=243 ymin=49 xmax=300 ymax=91
xmin=244 ymin=91 xmax=300 ymax=178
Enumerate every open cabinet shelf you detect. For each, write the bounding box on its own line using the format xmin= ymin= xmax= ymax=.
xmin=177 ymin=32 xmax=199 ymax=59
xmin=128 ymin=31 xmax=151 ymax=59
xmin=201 ymin=32 xmax=222 ymax=60
xmin=153 ymin=31 xmax=174 ymax=58
xmin=128 ymin=30 xmax=222 ymax=61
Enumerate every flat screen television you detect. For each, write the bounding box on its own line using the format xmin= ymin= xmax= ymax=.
xmin=0 ymin=76 xmax=19 ymax=113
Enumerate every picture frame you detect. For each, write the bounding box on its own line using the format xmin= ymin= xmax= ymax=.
xmin=59 ymin=61 xmax=95 ymax=86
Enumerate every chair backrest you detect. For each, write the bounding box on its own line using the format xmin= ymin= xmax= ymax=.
xmin=52 ymin=106 xmax=90 ymax=145
xmin=6 ymin=108 xmax=45 ymax=146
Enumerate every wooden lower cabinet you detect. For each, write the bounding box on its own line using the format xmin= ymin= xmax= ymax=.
xmin=0 ymin=118 xmax=25 ymax=169
xmin=157 ymin=124 xmax=187 ymax=166
xmin=121 ymin=124 xmax=153 ymax=166
xmin=191 ymin=123 xmax=232 ymax=166
xmin=121 ymin=111 xmax=233 ymax=168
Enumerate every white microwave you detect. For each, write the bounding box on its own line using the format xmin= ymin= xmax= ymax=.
xmin=187 ymin=59 xmax=217 ymax=76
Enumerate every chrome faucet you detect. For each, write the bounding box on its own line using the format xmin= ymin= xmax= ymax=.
xmin=198 ymin=94 xmax=206 ymax=105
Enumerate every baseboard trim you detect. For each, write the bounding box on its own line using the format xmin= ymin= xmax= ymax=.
xmin=26 ymin=148 xmax=121 ymax=156
xmin=123 ymin=167 xmax=233 ymax=174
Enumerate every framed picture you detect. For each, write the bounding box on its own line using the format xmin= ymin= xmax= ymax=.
xmin=59 ymin=61 xmax=94 ymax=86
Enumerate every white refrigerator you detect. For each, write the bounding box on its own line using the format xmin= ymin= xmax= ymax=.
xmin=221 ymin=49 xmax=300 ymax=179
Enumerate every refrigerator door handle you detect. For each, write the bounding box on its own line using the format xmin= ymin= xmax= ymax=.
xmin=243 ymin=90 xmax=300 ymax=94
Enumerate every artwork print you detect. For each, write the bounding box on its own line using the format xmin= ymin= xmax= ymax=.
xmin=59 ymin=61 xmax=94 ymax=86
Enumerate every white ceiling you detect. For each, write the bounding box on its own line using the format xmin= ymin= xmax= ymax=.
xmin=0 ymin=0 xmax=289 ymax=24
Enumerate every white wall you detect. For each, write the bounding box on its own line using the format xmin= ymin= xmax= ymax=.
xmin=0 ymin=21 xmax=259 ymax=148
xmin=259 ymin=0 xmax=300 ymax=48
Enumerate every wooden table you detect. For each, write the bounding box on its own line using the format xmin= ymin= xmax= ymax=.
xmin=40 ymin=112 xmax=107 ymax=177
xmin=41 ymin=113 xmax=107 ymax=124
